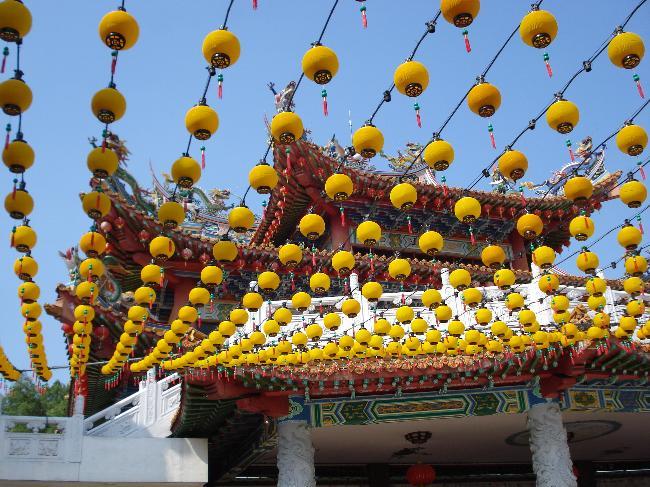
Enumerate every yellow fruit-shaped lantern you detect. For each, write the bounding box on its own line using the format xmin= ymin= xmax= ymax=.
xmin=569 ymin=213 xmax=594 ymax=241
xmin=461 ymin=287 xmax=482 ymax=308
xmin=242 ymin=291 xmax=263 ymax=311
xmin=421 ymin=288 xmax=442 ymax=309
xmin=538 ymin=272 xmax=560 ymax=295
xmin=441 ymin=0 xmax=480 ymax=27
xmin=617 ymin=222 xmax=642 ymax=251
xmin=356 ymin=220 xmax=382 ymax=246
xmin=454 ymin=196 xmax=481 ymax=224
xmin=481 ymin=244 xmax=505 ymax=269
xmin=3 ymin=138 xmax=34 ymax=173
xmin=0 ymin=77 xmax=31 ymax=115
xmin=302 ymin=44 xmax=338 ymax=84
xmin=587 ymin=294 xmax=606 ymax=311
xmin=475 ymin=307 xmax=492 ymax=325
xmin=230 ymin=308 xmax=249 ymax=327
xmin=551 ymin=294 xmax=570 ymax=312
xmin=619 ymin=176 xmax=647 ymax=209
xmin=394 ymin=60 xmax=429 ymax=97
xmin=352 ymin=124 xmax=384 ymax=159
xmin=619 ymin=316 xmax=638 ymax=334
xmin=157 ymin=201 xmax=185 ymax=229
xmin=388 ymin=258 xmax=411 ymax=281
xmin=228 ymin=205 xmax=255 ymax=233
xmin=448 ymin=319 xmax=465 ymax=337
xmin=608 ymin=30 xmax=645 ymax=69
xmin=396 ymin=306 xmax=414 ymax=324
xmin=18 ymin=281 xmax=40 ymax=303
xmin=81 ymin=191 xmax=111 ymax=220
xmin=149 ymin=235 xmax=175 ymax=262
xmin=617 ymin=123 xmax=648 ymax=157
xmin=271 ymin=111 xmax=304 ymax=144
xmin=546 ymin=99 xmax=579 ymax=134
xmin=185 ymin=103 xmax=218 ymax=140
xmin=389 ymin=324 xmax=405 ymax=342
xmin=373 ymin=317 xmax=390 ymax=336
xmin=519 ymin=8 xmax=558 ymax=48
xmin=273 ymin=306 xmax=292 ymax=326
xmin=624 ymin=276 xmax=644 ymax=297
xmin=418 ymin=230 xmax=443 ymax=256
xmin=576 ymin=249 xmax=599 ymax=274
xmin=309 ymin=272 xmax=331 ymax=294
xmin=493 ymin=267 xmax=515 ymax=289
xmin=516 ymin=213 xmax=543 ymax=239
xmin=202 ymin=29 xmax=240 ymax=68
xmin=593 ymin=312 xmax=610 ymax=329
xmin=498 ymin=150 xmax=528 ymax=181
xmin=586 ymin=276 xmax=607 ymax=297
xmin=323 ymin=312 xmax=341 ymax=331
xmin=249 ymin=162 xmax=279 ymax=195
xmin=91 ymin=86 xmax=125 ymax=124
xmin=291 ymin=331 xmax=308 ymax=349
xmin=279 ymin=243 xmax=303 ymax=267
xmin=435 ymin=305 xmax=452 ymax=324
xmin=21 ymin=302 xmax=41 ymax=321
xmin=11 ymin=224 xmax=36 ymax=253
xmin=467 ymin=81 xmax=501 ymax=118
xmin=99 ymin=9 xmax=139 ymax=50
xmin=362 ymin=281 xmax=382 ymax=302
xmin=390 ymin=182 xmax=417 ymax=210
xmin=212 ymin=238 xmax=238 ymax=262
xmin=86 ymin=147 xmax=118 ymax=179
xmin=532 ymin=245 xmax=556 ymax=269
xmin=171 ymin=155 xmax=201 ymax=188
xmin=564 ymin=176 xmax=593 ymax=205
xmin=128 ymin=305 xmax=149 ymax=325
xmin=291 ymin=291 xmax=312 ymax=312
xmin=423 ymin=138 xmax=454 ymax=171
xmin=299 ymin=213 xmax=325 ymax=240
xmin=627 ymin=299 xmax=645 ymax=318
xmin=258 ymin=271 xmax=280 ymax=293
xmin=490 ymin=320 xmax=508 ymax=339
xmin=79 ymin=257 xmax=105 ymax=281
xmin=189 ymin=287 xmax=211 ymax=308
xmin=5 ymin=186 xmax=33 ymax=219
xmin=411 ymin=316 xmax=428 ymax=335
xmin=332 ymin=250 xmax=355 ymax=276
xmin=134 ymin=286 xmax=156 ymax=307
xmin=219 ymin=320 xmax=237 ymax=338
xmin=341 ymin=298 xmax=361 ymax=318
xmin=141 ymin=263 xmax=162 ymax=287
xmin=625 ymin=254 xmax=648 ymax=276
xmin=449 ymin=268 xmax=471 ymax=290
xmin=0 ymin=0 xmax=32 ymax=42
xmin=505 ymin=292 xmax=525 ymax=312
xmin=325 ymin=173 xmax=353 ymax=201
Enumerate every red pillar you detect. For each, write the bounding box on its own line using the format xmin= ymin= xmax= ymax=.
xmin=168 ymin=277 xmax=195 ymax=322
xmin=509 ymin=230 xmax=529 ymax=271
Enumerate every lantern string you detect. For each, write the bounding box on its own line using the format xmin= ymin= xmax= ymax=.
xmin=221 ymin=0 xmax=236 ymax=30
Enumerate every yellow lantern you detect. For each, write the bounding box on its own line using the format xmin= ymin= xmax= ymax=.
xmin=411 ymin=316 xmax=428 ymax=335
xmin=538 ymin=272 xmax=560 ymax=295
xmin=128 ymin=305 xmax=149 ymax=324
xmin=373 ymin=318 xmax=390 ymax=336
xmin=301 ymin=44 xmax=339 ymax=84
xmin=98 ymin=8 xmax=139 ymax=50
xmin=299 ymin=213 xmax=325 ymax=240
xmin=576 ymin=249 xmax=599 ymax=274
xmin=564 ymin=176 xmax=593 ymax=204
xmin=461 ymin=287 xmax=482 ymax=308
xmin=91 ymin=86 xmax=125 ymax=124
xmin=332 ymin=250 xmax=355 ymax=275
xmin=352 ymin=124 xmax=384 ymax=159
xmin=389 ymin=324 xmax=405 ymax=342
xmin=341 ymin=298 xmax=361 ymax=318
xmin=230 ymin=308 xmax=249 ymax=327
xmin=309 ymin=272 xmax=331 ymax=294
xmin=228 ymin=205 xmax=255 ymax=233
xmin=423 ymin=138 xmax=454 ymax=171
xmin=418 ymin=230 xmax=443 ymax=256
xmin=305 ymin=323 xmax=323 ymax=342
xmin=171 ymin=155 xmax=201 ymax=188
xmin=134 ymin=286 xmax=156 ymax=306
xmin=491 ymin=321 xmax=508 ymax=339
xmin=619 ymin=177 xmax=647 ymax=209
xmin=619 ymin=316 xmax=638 ymax=334
xmin=586 ymin=276 xmax=607 ymax=297
xmin=624 ymin=276 xmax=644 ymax=297
xmin=475 ymin=307 xmax=492 ymax=325
xmin=157 ymin=201 xmax=185 ymax=229
xmin=219 ymin=320 xmax=237 ymax=338
xmin=390 ymin=182 xmax=417 ymax=210
xmin=149 ymin=235 xmax=175 ymax=262
xmin=519 ymin=8 xmax=558 ymax=48
xmin=18 ymin=281 xmax=40 ymax=303
xmin=81 ymin=191 xmax=111 ymax=220
xmin=396 ymin=306 xmax=414 ymax=324
xmin=185 ymin=104 xmax=219 ymax=140
xmin=516 ymin=213 xmax=543 ymax=239
xmin=617 ymin=222 xmax=642 ymax=251
xmin=356 ymin=220 xmax=382 ymax=246
xmin=189 ymin=287 xmax=211 ymax=308
xmin=421 ymin=288 xmax=442 ymax=309
xmin=0 ymin=77 xmax=31 ymax=115
xmin=201 ymin=265 xmax=223 ymax=287
xmin=608 ymin=30 xmax=645 ymax=69
xmin=435 ymin=304 xmax=452 ymax=323
xmin=271 ymin=111 xmax=304 ymax=144
xmin=388 ymin=258 xmax=411 ymax=281
xmin=569 ymin=214 xmax=594 ymax=241
xmin=587 ymin=295 xmax=606 ymax=311
xmin=325 ymin=173 xmax=353 ymax=201
xmin=361 ymin=281 xmax=382 ymax=302
xmin=448 ymin=320 xmax=465 ymax=337
xmin=625 ymin=254 xmax=648 ymax=276
xmin=202 ymin=29 xmax=240 ymax=68
xmin=273 ymin=306 xmax=293 ymax=326
xmin=449 ymin=268 xmax=471 ymax=290
xmin=481 ymin=244 xmax=506 ymax=269
xmin=593 ymin=312 xmax=610 ymax=330
xmin=242 ymin=292 xmax=263 ymax=311
xmin=498 ymin=150 xmax=528 ymax=181
xmin=551 ymin=294 xmax=570 ymax=312
xmin=141 ymin=263 xmax=162 ymax=287
xmin=212 ymin=238 xmax=238 ymax=262
xmin=3 ymin=138 xmax=34 ymax=173
xmin=627 ymin=299 xmax=645 ymax=318
xmin=86 ymin=147 xmax=118 ymax=179
xmin=11 ymin=224 xmax=36 ymax=253
xmin=291 ymin=292 xmax=312 ymax=312
xmin=441 ymin=0 xmax=480 ymax=27
xmin=467 ymin=81 xmax=501 ymax=117
xmin=248 ymin=162 xmax=279 ymax=195
xmin=454 ymin=196 xmax=481 ymax=223
xmin=0 ymin=0 xmax=32 ymax=42
xmin=505 ymin=292 xmax=525 ymax=312
xmin=258 ymin=271 xmax=280 ymax=293
xmin=546 ymin=99 xmax=579 ymax=134
xmin=323 ymin=312 xmax=341 ymax=331
xmin=291 ymin=331 xmax=308 ymax=349
xmin=617 ymin=123 xmax=648 ymax=157
xmin=532 ymin=245 xmax=556 ymax=269
xmin=79 ymin=257 xmax=105 ymax=281
xmin=279 ymin=243 xmax=303 ymax=267
xmin=5 ymin=187 xmax=33 ymax=219
xmin=393 ymin=60 xmax=429 ymax=97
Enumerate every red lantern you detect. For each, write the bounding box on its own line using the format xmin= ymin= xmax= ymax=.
xmin=406 ymin=464 xmax=436 ymax=486
xmin=94 ymin=325 xmax=110 ymax=343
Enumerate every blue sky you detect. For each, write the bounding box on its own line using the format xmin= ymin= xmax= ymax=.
xmin=1 ymin=1 xmax=649 ymax=382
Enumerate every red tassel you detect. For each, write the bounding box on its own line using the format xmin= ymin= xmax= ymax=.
xmin=463 ymin=30 xmax=471 ymax=53
xmin=201 ymin=146 xmax=206 ymax=169
xmin=639 ymin=166 xmax=646 ymax=180
xmin=401 ymin=293 xmax=405 ymax=305
xmin=543 ymin=53 xmax=552 ymax=77
xmin=198 ymin=315 xmax=202 ymax=329
xmin=312 ymin=249 xmax=316 ymax=267
xmin=370 ymin=255 xmax=374 ymax=273
xmin=217 ymin=74 xmax=223 ymax=99
xmin=414 ymin=103 xmax=421 ymax=128
xmin=360 ymin=5 xmax=367 ymax=28
xmin=286 ymin=149 xmax=292 ymax=174
xmin=291 ymin=275 xmax=296 ymax=291
xmin=159 ymin=269 xmax=164 ymax=287
xmin=566 ymin=140 xmax=575 ymax=162
xmin=322 ymin=89 xmax=328 ymax=116
xmin=470 ymin=229 xmax=476 ymax=245
xmin=210 ymin=298 xmax=214 ymax=313
xmin=111 ymin=53 xmax=117 ymax=75
xmin=520 ymin=192 xmax=527 ymax=206
xmin=634 ymin=74 xmax=645 ymax=99
xmin=252 ymin=0 xmax=258 ymax=9
xmin=442 ymin=184 xmax=448 ymax=197
xmin=407 ymin=217 xmax=413 ymax=234
xmin=639 ymin=222 xmax=644 ymax=235
xmin=10 ymin=228 xmax=15 ymax=247
xmin=487 ymin=124 xmax=495 ymax=149
xmin=340 ymin=207 xmax=345 ymax=226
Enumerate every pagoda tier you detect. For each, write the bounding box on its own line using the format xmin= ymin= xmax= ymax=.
xmin=251 ymin=140 xmax=620 ymax=270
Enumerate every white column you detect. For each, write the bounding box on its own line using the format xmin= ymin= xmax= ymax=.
xmin=527 ymin=402 xmax=577 ymax=487
xmin=277 ymin=420 xmax=316 ymax=487
xmin=597 ymin=268 xmax=617 ymax=319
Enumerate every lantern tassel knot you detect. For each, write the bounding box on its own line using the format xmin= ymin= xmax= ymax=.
xmin=201 ymin=146 xmax=206 ymax=169
xmin=414 ymin=102 xmax=421 ymax=128
xmin=217 ymin=73 xmax=224 ymax=99
xmin=463 ymin=30 xmax=471 ymax=53
xmin=321 ymin=89 xmax=328 ymax=116
xmin=488 ymin=124 xmax=496 ymax=149
xmin=360 ymin=4 xmax=367 ymax=28
xmin=543 ymin=52 xmax=553 ymax=77
xmin=634 ymin=74 xmax=645 ymax=99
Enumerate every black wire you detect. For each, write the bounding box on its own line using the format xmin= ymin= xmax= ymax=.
xmin=316 ymin=0 xmax=340 ymax=44
xmin=221 ymin=0 xmax=236 ymax=29
xmin=481 ymin=24 xmax=519 ymax=78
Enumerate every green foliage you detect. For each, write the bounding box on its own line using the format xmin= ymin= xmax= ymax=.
xmin=1 ymin=376 xmax=69 ymax=417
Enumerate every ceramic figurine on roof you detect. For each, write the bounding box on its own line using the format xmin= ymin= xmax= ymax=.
xmin=322 ymin=134 xmax=375 ymax=171
xmin=269 ymin=80 xmax=297 ymax=113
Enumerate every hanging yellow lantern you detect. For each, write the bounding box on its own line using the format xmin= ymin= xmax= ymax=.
xmin=587 ymin=294 xmax=606 ymax=311
xmin=5 ymin=186 xmax=33 ymax=219
xmin=423 ymin=138 xmax=454 ymax=171
xmin=249 ymin=162 xmax=279 ymax=195
xmin=279 ymin=243 xmax=303 ymax=268
xmin=201 ymin=265 xmax=223 ymax=287
xmin=491 ymin=321 xmax=508 ymax=339
xmin=421 ymin=288 xmax=442 ymax=309
xmin=519 ymin=8 xmax=558 ymax=48
xmin=389 ymin=323 xmax=405 ymax=341
xmin=309 ymin=272 xmax=331 ymax=294
xmin=619 ymin=316 xmax=638 ymax=334
xmin=341 ymin=298 xmax=361 ymax=318
xmin=219 ymin=320 xmax=237 ymax=338
xmin=449 ymin=268 xmax=471 ymax=290
xmin=134 ymin=286 xmax=156 ymax=306
xmin=3 ymin=138 xmax=34 ymax=173
xmin=454 ymin=196 xmax=481 ymax=224
xmin=411 ymin=316 xmax=428 ymax=335
xmin=625 ymin=254 xmax=648 ymax=276
xmin=189 ymin=287 xmax=210 ymax=308
xmin=291 ymin=291 xmax=312 ymax=312
xmin=516 ymin=213 xmax=543 ymax=239
xmin=390 ymin=182 xmax=417 ymax=210
xmin=617 ymin=222 xmax=642 ymax=251
xmin=212 ymin=238 xmax=238 ymax=262
xmin=0 ymin=77 xmax=31 ymax=116
xmin=576 ymin=249 xmax=599 ymax=274
xmin=18 ymin=281 xmax=40 ymax=303
xmin=301 ymin=43 xmax=339 ymax=84
xmin=475 ymin=307 xmax=492 ymax=325
xmin=569 ymin=214 xmax=594 ymax=241
xmin=361 ymin=281 xmax=383 ymax=302
xmin=492 ymin=269 xmax=517 ymax=290
xmin=461 ymin=287 xmax=482 ymax=308
xmin=141 ymin=263 xmax=162 ymax=287
xmin=230 ymin=308 xmax=249 ymax=327
xmin=291 ymin=220 xmax=325 ymax=248
xmin=258 ymin=271 xmax=280 ymax=293
xmin=91 ymin=86 xmax=126 ymax=124
xmin=616 ymin=123 xmax=647 ymax=157
xmin=86 ymin=146 xmax=119 ymax=178
xmin=467 ymin=81 xmax=501 ymax=118
xmin=352 ymin=124 xmax=384 ymax=159
xmin=271 ymin=111 xmax=304 ymax=144
xmin=441 ymin=0 xmax=480 ymax=27
xmin=127 ymin=305 xmax=149 ymax=324
xmin=418 ymin=230 xmax=444 ymax=256
xmin=202 ymin=29 xmax=241 ymax=68
xmin=79 ymin=257 xmax=105 ymax=281
xmin=498 ymin=150 xmax=528 ymax=181
xmin=586 ymin=276 xmax=607 ymax=297
xmin=619 ymin=176 xmax=647 ymax=208
xmin=393 ymin=60 xmax=429 ymax=97
xmin=538 ymin=272 xmax=560 ymax=295
xmin=228 ymin=205 xmax=255 ymax=233
xmin=185 ymin=103 xmax=219 ymax=140
xmin=79 ymin=231 xmax=106 ymax=258
xmin=323 ymin=312 xmax=341 ymax=331
xmin=11 ymin=225 xmax=36 ymax=253
xmin=624 ymin=276 xmax=644 ymax=297
xmin=0 ymin=0 xmax=32 ymax=42
xmin=242 ymin=292 xmax=263 ymax=311
xmin=388 ymin=258 xmax=411 ymax=280
xmin=373 ymin=317 xmax=390 ymax=336
xmin=627 ymin=299 xmax=645 ymax=318
xmin=505 ymin=292 xmax=525 ymax=311
xmin=532 ymin=245 xmax=556 ymax=269
xmin=551 ymin=294 xmax=570 ymax=312
xmin=608 ymin=30 xmax=645 ymax=69
xmin=157 ymin=201 xmax=185 ymax=229
xmin=447 ymin=319 xmax=465 ymax=337
xmin=171 ymin=155 xmax=201 ymax=188
xmin=332 ymin=250 xmax=355 ymax=275
xmin=273 ymin=306 xmax=293 ymax=326
xmin=481 ymin=244 xmax=506 ymax=269
xmin=81 ymin=191 xmax=111 ymax=220
xmin=325 ymin=173 xmax=353 ymax=201
xmin=563 ymin=176 xmax=593 ymax=204
xmin=98 ymin=8 xmax=139 ymax=50
xmin=356 ymin=220 xmax=381 ymax=246
xmin=149 ymin=235 xmax=175 ymax=262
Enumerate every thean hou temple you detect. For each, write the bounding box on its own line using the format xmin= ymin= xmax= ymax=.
xmin=1 ymin=1 xmax=650 ymax=487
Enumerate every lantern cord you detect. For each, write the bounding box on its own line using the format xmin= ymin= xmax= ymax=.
xmin=480 ymin=24 xmax=519 ymax=78
xmin=622 ymin=0 xmax=648 ymax=28
xmin=14 ymin=39 xmax=20 ymax=75
xmin=221 ymin=0 xmax=236 ymax=29
xmin=316 ymin=0 xmax=340 ymax=45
